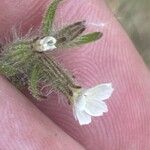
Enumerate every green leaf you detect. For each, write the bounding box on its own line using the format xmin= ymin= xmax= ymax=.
xmin=28 ymin=65 xmax=42 ymax=99
xmin=42 ymin=0 xmax=63 ymax=35
xmin=0 ymin=62 xmax=18 ymax=77
xmin=5 ymin=42 xmax=31 ymax=57
xmin=72 ymin=32 xmax=103 ymax=45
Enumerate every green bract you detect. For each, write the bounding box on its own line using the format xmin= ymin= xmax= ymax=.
xmin=0 ymin=0 xmax=103 ymax=101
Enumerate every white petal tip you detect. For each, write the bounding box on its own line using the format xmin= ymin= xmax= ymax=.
xmin=78 ymin=116 xmax=92 ymax=125
xmin=79 ymin=121 xmax=91 ymax=126
xmin=93 ymin=83 xmax=114 ymax=101
xmin=105 ymin=82 xmax=114 ymax=90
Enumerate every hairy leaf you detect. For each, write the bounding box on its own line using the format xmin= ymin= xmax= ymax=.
xmin=42 ymin=0 xmax=63 ymax=35
xmin=0 ymin=62 xmax=18 ymax=77
xmin=2 ymin=42 xmax=33 ymax=72
xmin=28 ymin=65 xmax=42 ymax=99
xmin=73 ymin=32 xmax=103 ymax=45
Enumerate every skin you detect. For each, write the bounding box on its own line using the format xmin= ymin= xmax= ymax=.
xmin=0 ymin=0 xmax=150 ymax=149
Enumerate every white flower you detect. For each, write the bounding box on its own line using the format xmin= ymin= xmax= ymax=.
xmin=73 ymin=83 xmax=114 ymax=125
xmin=35 ymin=36 xmax=57 ymax=52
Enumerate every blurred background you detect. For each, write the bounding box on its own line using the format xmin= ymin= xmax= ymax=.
xmin=106 ymin=0 xmax=150 ymax=68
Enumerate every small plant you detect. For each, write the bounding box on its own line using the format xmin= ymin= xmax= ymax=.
xmin=0 ymin=0 xmax=113 ymax=125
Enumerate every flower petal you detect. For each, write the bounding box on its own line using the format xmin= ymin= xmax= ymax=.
xmin=75 ymin=95 xmax=86 ymax=111
xmin=75 ymin=109 xmax=91 ymax=125
xmin=85 ymin=100 xmax=108 ymax=116
xmin=84 ymin=83 xmax=114 ymax=101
